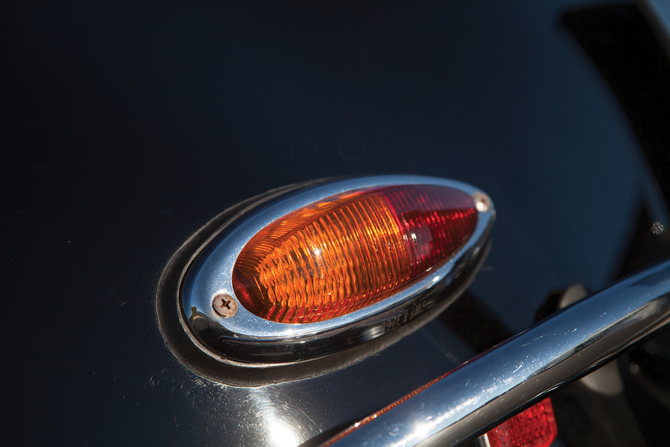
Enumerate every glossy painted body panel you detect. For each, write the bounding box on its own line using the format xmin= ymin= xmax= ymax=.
xmin=4 ymin=0 xmax=668 ymax=446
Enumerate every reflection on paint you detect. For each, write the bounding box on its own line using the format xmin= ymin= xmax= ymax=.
xmin=250 ymin=389 xmax=300 ymax=447
xmin=269 ymin=420 xmax=299 ymax=447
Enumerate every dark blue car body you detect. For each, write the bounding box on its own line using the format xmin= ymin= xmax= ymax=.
xmin=5 ymin=1 xmax=670 ymax=445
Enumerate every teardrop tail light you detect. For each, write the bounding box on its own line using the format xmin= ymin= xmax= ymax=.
xmin=164 ymin=176 xmax=495 ymax=369
xmin=233 ymin=185 xmax=479 ymax=324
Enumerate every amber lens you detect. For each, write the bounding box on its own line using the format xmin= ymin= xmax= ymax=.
xmin=232 ymin=185 xmax=477 ymax=323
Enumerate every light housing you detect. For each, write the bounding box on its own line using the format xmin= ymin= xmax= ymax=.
xmin=176 ymin=176 xmax=495 ymax=366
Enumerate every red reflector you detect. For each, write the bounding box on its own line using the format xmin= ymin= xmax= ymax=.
xmin=232 ymin=185 xmax=478 ymax=323
xmin=486 ymin=398 xmax=557 ymax=447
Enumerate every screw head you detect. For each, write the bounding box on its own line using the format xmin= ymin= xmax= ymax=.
xmin=472 ymin=191 xmax=491 ymax=213
xmin=212 ymin=293 xmax=237 ymax=318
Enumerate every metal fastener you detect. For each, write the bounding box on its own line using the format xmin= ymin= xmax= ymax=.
xmin=472 ymin=191 xmax=491 ymax=213
xmin=212 ymin=293 xmax=237 ymax=318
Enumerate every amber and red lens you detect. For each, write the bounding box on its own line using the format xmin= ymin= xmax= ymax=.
xmin=232 ymin=185 xmax=478 ymax=323
xmin=486 ymin=398 xmax=557 ymax=447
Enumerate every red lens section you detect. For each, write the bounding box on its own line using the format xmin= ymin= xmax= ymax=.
xmin=232 ymin=185 xmax=477 ymax=323
xmin=486 ymin=398 xmax=557 ymax=447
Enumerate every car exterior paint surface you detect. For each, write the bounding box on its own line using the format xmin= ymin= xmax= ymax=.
xmin=4 ymin=0 xmax=669 ymax=445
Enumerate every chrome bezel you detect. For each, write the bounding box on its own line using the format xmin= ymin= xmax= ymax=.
xmin=179 ymin=175 xmax=495 ymax=365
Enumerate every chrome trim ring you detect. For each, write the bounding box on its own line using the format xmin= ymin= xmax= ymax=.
xmin=179 ymin=175 xmax=496 ymax=365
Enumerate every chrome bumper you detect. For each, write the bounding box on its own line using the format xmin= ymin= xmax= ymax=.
xmin=326 ymin=260 xmax=670 ymax=446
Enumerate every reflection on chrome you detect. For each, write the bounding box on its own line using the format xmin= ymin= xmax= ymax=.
xmin=326 ymin=260 xmax=670 ymax=447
